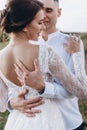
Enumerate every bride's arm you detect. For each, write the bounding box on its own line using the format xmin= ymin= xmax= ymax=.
xmin=0 ymin=78 xmax=8 ymax=112
xmin=47 ymin=39 xmax=87 ymax=99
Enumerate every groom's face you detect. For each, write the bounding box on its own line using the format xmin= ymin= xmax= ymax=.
xmin=39 ymin=0 xmax=61 ymax=31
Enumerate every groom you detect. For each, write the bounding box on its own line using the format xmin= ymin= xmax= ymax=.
xmin=8 ymin=0 xmax=85 ymax=129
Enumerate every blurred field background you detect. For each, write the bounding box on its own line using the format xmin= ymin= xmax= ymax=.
xmin=0 ymin=32 xmax=87 ymax=130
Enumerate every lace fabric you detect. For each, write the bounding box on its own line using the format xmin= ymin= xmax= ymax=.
xmin=0 ymin=78 xmax=8 ymax=112
xmin=39 ymin=45 xmax=53 ymax=82
xmin=39 ymin=45 xmax=87 ymax=99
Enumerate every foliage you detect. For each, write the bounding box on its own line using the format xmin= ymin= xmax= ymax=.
xmin=0 ymin=29 xmax=9 ymax=43
xmin=0 ymin=111 xmax=9 ymax=130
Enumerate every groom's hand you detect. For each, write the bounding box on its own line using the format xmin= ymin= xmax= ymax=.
xmin=9 ymin=89 xmax=44 ymax=117
xmin=14 ymin=59 xmax=45 ymax=92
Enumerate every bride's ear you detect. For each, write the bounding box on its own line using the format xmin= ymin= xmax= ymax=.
xmin=23 ymin=26 xmax=28 ymax=32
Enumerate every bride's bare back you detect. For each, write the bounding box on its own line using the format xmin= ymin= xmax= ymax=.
xmin=0 ymin=42 xmax=39 ymax=86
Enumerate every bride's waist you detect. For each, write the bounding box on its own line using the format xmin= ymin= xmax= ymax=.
xmin=9 ymin=86 xmax=57 ymax=102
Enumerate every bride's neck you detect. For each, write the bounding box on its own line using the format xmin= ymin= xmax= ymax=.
xmin=9 ymin=32 xmax=29 ymax=45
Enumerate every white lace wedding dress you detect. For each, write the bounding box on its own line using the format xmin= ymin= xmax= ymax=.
xmin=0 ymin=45 xmax=66 ymax=130
xmin=0 ymin=44 xmax=87 ymax=130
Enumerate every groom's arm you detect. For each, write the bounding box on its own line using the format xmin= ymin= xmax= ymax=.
xmin=8 ymin=90 xmax=44 ymax=117
xmin=40 ymin=81 xmax=73 ymax=99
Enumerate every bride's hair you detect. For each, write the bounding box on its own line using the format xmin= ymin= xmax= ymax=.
xmin=0 ymin=0 xmax=43 ymax=33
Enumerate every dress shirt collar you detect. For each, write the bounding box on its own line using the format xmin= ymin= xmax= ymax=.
xmin=47 ymin=30 xmax=60 ymax=40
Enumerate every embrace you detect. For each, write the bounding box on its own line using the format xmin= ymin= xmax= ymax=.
xmin=0 ymin=0 xmax=87 ymax=130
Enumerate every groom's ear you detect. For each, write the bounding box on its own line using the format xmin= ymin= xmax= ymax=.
xmin=57 ymin=8 xmax=62 ymax=17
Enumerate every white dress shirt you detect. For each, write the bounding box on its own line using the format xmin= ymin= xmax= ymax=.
xmin=38 ymin=30 xmax=85 ymax=130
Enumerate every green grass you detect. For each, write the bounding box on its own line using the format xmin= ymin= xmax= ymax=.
xmin=0 ymin=111 xmax=9 ymax=130
xmin=0 ymin=33 xmax=87 ymax=129
xmin=0 ymin=42 xmax=7 ymax=50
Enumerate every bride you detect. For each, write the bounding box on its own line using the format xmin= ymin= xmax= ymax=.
xmin=0 ymin=0 xmax=65 ymax=130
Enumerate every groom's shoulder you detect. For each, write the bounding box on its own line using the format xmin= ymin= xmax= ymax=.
xmin=59 ymin=31 xmax=69 ymax=38
xmin=56 ymin=31 xmax=69 ymax=43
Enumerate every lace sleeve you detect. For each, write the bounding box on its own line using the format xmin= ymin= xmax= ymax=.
xmin=47 ymin=47 xmax=87 ymax=99
xmin=72 ymin=52 xmax=86 ymax=78
xmin=0 ymin=78 xmax=8 ymax=112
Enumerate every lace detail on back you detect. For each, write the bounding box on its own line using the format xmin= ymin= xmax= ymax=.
xmin=0 ymin=77 xmax=8 ymax=112
xmin=0 ymin=71 xmax=38 ymax=100
xmin=39 ymin=45 xmax=87 ymax=99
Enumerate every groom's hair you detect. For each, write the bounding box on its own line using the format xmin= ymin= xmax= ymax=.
xmin=54 ymin=0 xmax=59 ymax=7
xmin=54 ymin=0 xmax=59 ymax=3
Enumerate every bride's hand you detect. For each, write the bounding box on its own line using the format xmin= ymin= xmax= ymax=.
xmin=64 ymin=34 xmax=80 ymax=54
xmin=14 ymin=59 xmax=45 ymax=92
